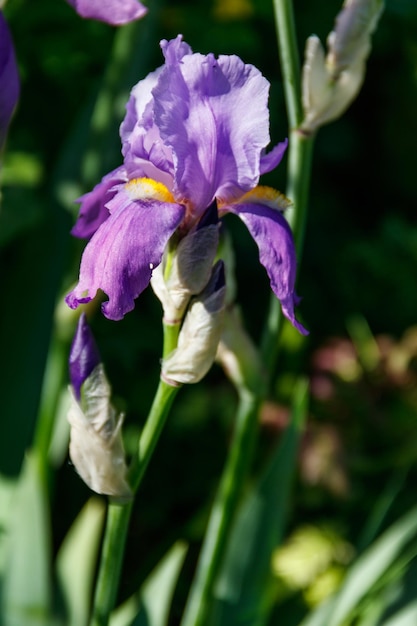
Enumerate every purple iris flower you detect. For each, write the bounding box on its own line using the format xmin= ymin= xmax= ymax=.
xmin=66 ymin=0 xmax=147 ymax=25
xmin=0 ymin=13 xmax=19 ymax=153
xmin=66 ymin=36 xmax=307 ymax=335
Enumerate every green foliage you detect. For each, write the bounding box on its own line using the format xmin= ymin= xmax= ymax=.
xmin=1 ymin=0 xmax=417 ymax=624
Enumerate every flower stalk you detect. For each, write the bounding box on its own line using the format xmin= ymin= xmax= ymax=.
xmin=180 ymin=388 xmax=259 ymax=626
xmin=181 ymin=1 xmax=313 ymax=623
xmin=90 ymin=378 xmax=180 ymax=626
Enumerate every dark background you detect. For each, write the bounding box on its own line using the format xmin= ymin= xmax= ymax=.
xmin=1 ymin=0 xmax=417 ymax=620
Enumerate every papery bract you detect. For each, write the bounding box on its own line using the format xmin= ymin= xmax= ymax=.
xmin=67 ymin=36 xmax=307 ymax=334
xmin=67 ymin=315 xmax=131 ymax=500
xmin=162 ymin=261 xmax=227 ymax=385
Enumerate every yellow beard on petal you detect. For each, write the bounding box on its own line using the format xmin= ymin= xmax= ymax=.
xmin=237 ymin=186 xmax=292 ymax=212
xmin=125 ymin=177 xmax=175 ymax=203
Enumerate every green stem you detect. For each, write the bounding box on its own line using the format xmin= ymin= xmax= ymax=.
xmin=128 ymin=380 xmax=180 ymax=492
xmin=90 ymin=379 xmax=180 ymax=626
xmin=180 ymin=388 xmax=259 ymax=626
xmin=182 ymin=3 xmax=314 ymax=623
xmin=89 ymin=502 xmax=132 ymax=626
xmin=163 ymin=321 xmax=181 ymax=359
xmin=261 ymin=0 xmax=315 ymax=372
xmin=273 ymin=0 xmax=303 ymax=130
xmin=33 ymin=333 xmax=67 ymax=488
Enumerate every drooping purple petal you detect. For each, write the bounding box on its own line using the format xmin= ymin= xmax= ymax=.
xmin=0 ymin=13 xmax=19 ymax=152
xmin=227 ymin=201 xmax=308 ymax=335
xmin=71 ymin=166 xmax=128 ymax=239
xmin=69 ymin=313 xmax=101 ymax=400
xmin=260 ymin=139 xmax=288 ymax=175
xmin=66 ymin=192 xmax=185 ymax=320
xmin=153 ymin=38 xmax=272 ymax=215
xmin=66 ymin=0 xmax=147 ymax=25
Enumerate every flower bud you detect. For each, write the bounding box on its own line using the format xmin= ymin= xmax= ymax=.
xmin=216 ymin=225 xmax=237 ymax=307
xmin=162 ymin=260 xmax=226 ymax=385
xmin=301 ymin=0 xmax=383 ymax=134
xmin=67 ymin=315 xmax=132 ymax=500
xmin=216 ymin=306 xmax=266 ymax=393
xmin=151 ymin=203 xmax=220 ymax=322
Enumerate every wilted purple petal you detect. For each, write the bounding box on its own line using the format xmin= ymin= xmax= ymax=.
xmin=228 ymin=201 xmax=308 ymax=335
xmin=153 ymin=39 xmax=272 ymax=214
xmin=69 ymin=313 xmax=101 ymax=400
xmin=66 ymin=0 xmax=147 ymax=25
xmin=260 ymin=139 xmax=288 ymax=175
xmin=66 ymin=193 xmax=185 ymax=320
xmin=71 ymin=166 xmax=128 ymax=239
xmin=0 ymin=13 xmax=19 ymax=152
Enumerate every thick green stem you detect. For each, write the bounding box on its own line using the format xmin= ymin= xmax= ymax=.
xmin=182 ymin=3 xmax=314 ymax=624
xmin=128 ymin=380 xmax=180 ymax=493
xmin=261 ymin=0 xmax=315 ymax=372
xmin=90 ymin=379 xmax=179 ymax=626
xmin=180 ymin=388 xmax=259 ymax=626
xmin=273 ymin=0 xmax=303 ymax=130
xmin=89 ymin=502 xmax=132 ymax=626
xmin=163 ymin=321 xmax=181 ymax=359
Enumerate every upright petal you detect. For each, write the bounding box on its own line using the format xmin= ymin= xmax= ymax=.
xmin=66 ymin=192 xmax=185 ymax=320
xmin=227 ymin=197 xmax=308 ymax=335
xmin=120 ymin=67 xmax=162 ymax=156
xmin=153 ymin=38 xmax=272 ymax=214
xmin=0 ymin=13 xmax=19 ymax=152
xmin=66 ymin=0 xmax=147 ymax=25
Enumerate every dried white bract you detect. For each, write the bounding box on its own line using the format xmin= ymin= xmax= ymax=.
xmin=67 ymin=364 xmax=132 ymax=501
xmin=162 ymin=262 xmax=226 ymax=385
xmin=151 ymin=224 xmax=219 ymax=322
xmin=301 ymin=0 xmax=383 ymax=134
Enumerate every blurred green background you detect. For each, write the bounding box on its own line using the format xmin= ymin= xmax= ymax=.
xmin=1 ymin=0 xmax=417 ymax=622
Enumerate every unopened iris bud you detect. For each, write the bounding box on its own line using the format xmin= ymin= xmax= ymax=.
xmin=151 ymin=202 xmax=220 ymax=322
xmin=69 ymin=312 xmax=101 ymax=400
xmin=162 ymin=260 xmax=226 ymax=385
xmin=216 ymin=306 xmax=265 ymax=394
xmin=301 ymin=0 xmax=383 ymax=134
xmin=67 ymin=314 xmax=132 ymax=500
xmin=216 ymin=225 xmax=237 ymax=307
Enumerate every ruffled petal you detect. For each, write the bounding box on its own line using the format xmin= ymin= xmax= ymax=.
xmin=71 ymin=166 xmax=128 ymax=239
xmin=227 ymin=201 xmax=308 ymax=335
xmin=120 ymin=67 xmax=175 ymax=184
xmin=0 ymin=13 xmax=19 ymax=151
xmin=153 ymin=37 xmax=272 ymax=214
xmin=120 ymin=67 xmax=162 ymax=155
xmin=66 ymin=0 xmax=147 ymax=25
xmin=66 ymin=193 xmax=185 ymax=320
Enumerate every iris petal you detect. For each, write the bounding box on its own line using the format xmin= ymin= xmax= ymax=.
xmin=71 ymin=166 xmax=128 ymax=239
xmin=153 ymin=39 xmax=272 ymax=215
xmin=66 ymin=193 xmax=185 ymax=320
xmin=227 ymin=201 xmax=308 ymax=335
xmin=66 ymin=0 xmax=147 ymax=25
